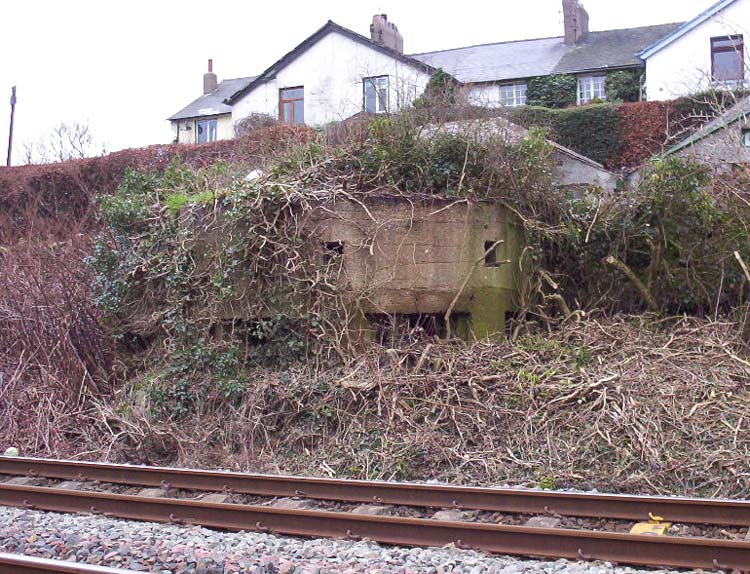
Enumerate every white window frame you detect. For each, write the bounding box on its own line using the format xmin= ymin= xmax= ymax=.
xmin=577 ymin=75 xmax=607 ymax=105
xmin=742 ymin=128 xmax=750 ymax=148
xmin=498 ymin=82 xmax=528 ymax=107
xmin=195 ymin=118 xmax=218 ymax=143
xmin=363 ymin=76 xmax=389 ymax=114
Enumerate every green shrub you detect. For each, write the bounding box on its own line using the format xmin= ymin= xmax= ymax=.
xmin=527 ymin=74 xmax=578 ymax=109
xmin=605 ymin=70 xmax=642 ymax=103
xmin=510 ymin=104 xmax=621 ymax=166
xmin=413 ymin=68 xmax=459 ymax=108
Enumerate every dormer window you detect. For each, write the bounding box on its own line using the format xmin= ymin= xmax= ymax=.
xmin=364 ymin=76 xmax=389 ymax=114
xmin=711 ymin=36 xmax=744 ymax=83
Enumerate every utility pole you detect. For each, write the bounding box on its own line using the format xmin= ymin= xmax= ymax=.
xmin=7 ymin=86 xmax=16 ymax=167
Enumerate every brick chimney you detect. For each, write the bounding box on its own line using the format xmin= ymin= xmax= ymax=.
xmin=562 ymin=0 xmax=589 ymax=45
xmin=370 ymin=14 xmax=404 ymax=53
xmin=203 ymin=59 xmax=218 ymax=94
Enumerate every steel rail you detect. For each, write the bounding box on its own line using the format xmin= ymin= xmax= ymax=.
xmin=2 ymin=456 xmax=750 ymax=526
xmin=1 ymin=483 xmax=750 ymax=571
xmin=0 ymin=552 xmax=140 ymax=574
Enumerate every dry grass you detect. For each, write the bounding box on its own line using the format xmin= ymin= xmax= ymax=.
xmin=0 ymin=235 xmax=116 ymax=456
xmin=93 ymin=314 xmax=750 ymax=497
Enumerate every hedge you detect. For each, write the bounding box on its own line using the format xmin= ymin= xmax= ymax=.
xmin=0 ymin=125 xmax=313 ymax=245
xmin=509 ymin=95 xmax=738 ymax=170
xmin=510 ymin=104 xmax=622 ymax=166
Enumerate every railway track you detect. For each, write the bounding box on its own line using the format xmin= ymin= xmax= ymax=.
xmin=0 ymin=551 xmax=141 ymax=574
xmin=2 ymin=456 xmax=750 ymax=571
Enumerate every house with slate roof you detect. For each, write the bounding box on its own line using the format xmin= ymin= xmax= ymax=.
xmin=168 ymin=60 xmax=257 ymax=144
xmin=411 ymin=21 xmax=679 ymax=108
xmin=167 ymin=0 xmax=746 ymax=142
xmin=666 ymin=95 xmax=750 ymax=168
xmin=638 ymin=0 xmax=750 ymax=100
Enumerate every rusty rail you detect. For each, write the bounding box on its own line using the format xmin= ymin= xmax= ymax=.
xmin=1 ymin=483 xmax=750 ymax=571
xmin=2 ymin=456 xmax=750 ymax=526
xmin=0 ymin=552 xmax=141 ymax=574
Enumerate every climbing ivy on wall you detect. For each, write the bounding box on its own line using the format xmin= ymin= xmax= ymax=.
xmin=526 ymin=74 xmax=578 ymax=109
xmin=605 ymin=70 xmax=643 ymax=103
xmin=510 ymin=104 xmax=622 ymax=166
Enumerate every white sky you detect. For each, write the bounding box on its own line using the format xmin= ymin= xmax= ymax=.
xmin=0 ymin=0 xmax=711 ymax=164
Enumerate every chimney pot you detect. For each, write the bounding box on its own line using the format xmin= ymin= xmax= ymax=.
xmin=370 ymin=14 xmax=404 ymax=54
xmin=562 ymin=0 xmax=589 ymax=46
xmin=208 ymin=58 xmax=213 ymax=73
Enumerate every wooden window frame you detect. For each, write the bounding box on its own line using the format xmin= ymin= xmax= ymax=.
xmin=279 ymin=86 xmax=304 ymax=124
xmin=711 ymin=35 xmax=744 ymax=83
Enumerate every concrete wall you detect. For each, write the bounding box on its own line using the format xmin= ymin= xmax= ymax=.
xmin=231 ymin=30 xmax=431 ymax=127
xmin=307 ymin=196 xmax=522 ymax=339
xmin=551 ymin=147 xmax=620 ymax=193
xmin=171 ymin=114 xmax=234 ymax=144
xmin=645 ymin=0 xmax=750 ymax=100
xmin=675 ymin=117 xmax=750 ymax=168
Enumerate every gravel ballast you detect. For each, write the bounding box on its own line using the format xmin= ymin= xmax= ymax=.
xmin=0 ymin=506 xmax=693 ymax=574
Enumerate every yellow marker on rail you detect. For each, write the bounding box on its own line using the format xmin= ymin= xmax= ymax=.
xmin=630 ymin=513 xmax=671 ymax=536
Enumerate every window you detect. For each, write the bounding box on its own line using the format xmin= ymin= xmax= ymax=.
xmin=484 ymin=241 xmax=500 ymax=267
xmin=195 ymin=119 xmax=217 ymax=143
xmin=363 ymin=76 xmax=389 ymax=113
xmin=743 ymin=128 xmax=750 ymax=148
xmin=323 ymin=241 xmax=344 ymax=265
xmin=279 ymin=87 xmax=304 ymax=124
xmin=578 ymin=76 xmax=607 ymax=104
xmin=498 ymin=83 xmax=527 ymax=107
xmin=712 ymin=36 xmax=745 ymax=83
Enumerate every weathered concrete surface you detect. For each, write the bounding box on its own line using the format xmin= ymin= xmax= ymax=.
xmin=309 ymin=196 xmax=522 ymax=338
xmin=195 ymin=195 xmax=523 ymax=340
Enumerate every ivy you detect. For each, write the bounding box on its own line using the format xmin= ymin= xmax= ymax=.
xmin=605 ymin=70 xmax=642 ymax=103
xmin=413 ymin=68 xmax=459 ymax=108
xmin=510 ymin=104 xmax=622 ymax=166
xmin=526 ymin=74 xmax=578 ymax=109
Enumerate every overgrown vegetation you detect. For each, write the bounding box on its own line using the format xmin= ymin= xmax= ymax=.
xmin=2 ymin=105 xmax=750 ymax=496
xmin=605 ymin=70 xmax=643 ymax=103
xmin=511 ymin=103 xmax=622 ymax=165
xmin=510 ymin=92 xmax=745 ymax=168
xmin=526 ymin=74 xmax=579 ymax=109
xmin=84 ymin=117 xmax=558 ymax=423
xmin=525 ymin=70 xmax=642 ymax=110
xmin=98 ymin=315 xmax=750 ymax=497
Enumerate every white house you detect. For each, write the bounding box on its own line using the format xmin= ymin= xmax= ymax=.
xmin=168 ymin=60 xmax=256 ymax=144
xmin=169 ymin=4 xmax=683 ymax=140
xmin=639 ymin=0 xmax=750 ymax=100
xmin=226 ymin=18 xmax=433 ymax=128
xmin=168 ymin=0 xmax=750 ymax=140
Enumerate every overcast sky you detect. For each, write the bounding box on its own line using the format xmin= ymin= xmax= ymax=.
xmin=1 ymin=0 xmax=711 ymax=164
